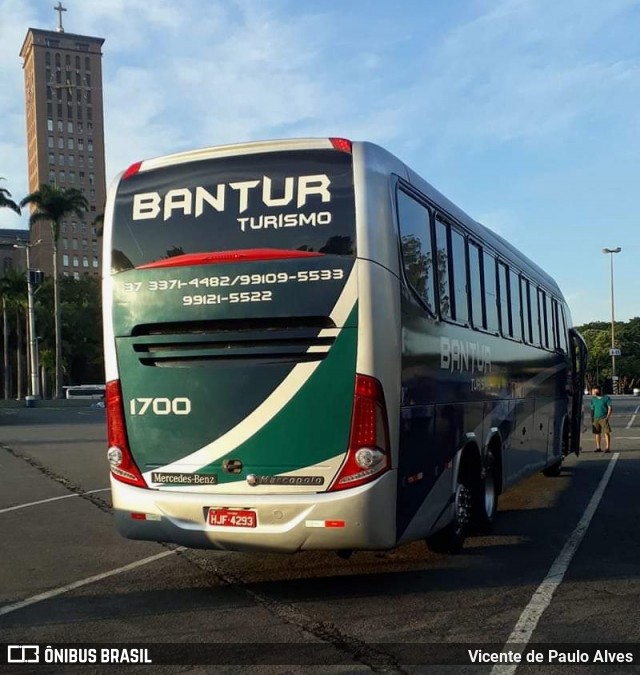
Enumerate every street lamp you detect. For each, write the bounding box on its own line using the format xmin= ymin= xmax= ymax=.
xmin=602 ymin=247 xmax=622 ymax=393
xmin=14 ymin=240 xmax=42 ymax=399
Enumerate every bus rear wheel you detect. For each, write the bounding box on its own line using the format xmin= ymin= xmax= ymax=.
xmin=472 ymin=453 xmax=498 ymax=533
xmin=426 ymin=479 xmax=473 ymax=555
xmin=543 ymin=460 xmax=562 ymax=477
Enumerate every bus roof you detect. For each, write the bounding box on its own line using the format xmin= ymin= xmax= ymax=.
xmin=120 ymin=138 xmax=347 ymax=178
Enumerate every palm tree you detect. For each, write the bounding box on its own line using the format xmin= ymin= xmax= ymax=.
xmin=0 ymin=178 xmax=21 ymax=215
xmin=20 ymin=185 xmax=88 ymax=398
xmin=1 ymin=270 xmax=28 ymax=399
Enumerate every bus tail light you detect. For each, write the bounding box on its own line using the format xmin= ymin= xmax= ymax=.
xmin=330 ymin=137 xmax=352 ymax=154
xmin=329 ymin=375 xmax=390 ymax=491
xmin=106 ymin=380 xmax=147 ymax=488
xmin=122 ymin=161 xmax=142 ymax=180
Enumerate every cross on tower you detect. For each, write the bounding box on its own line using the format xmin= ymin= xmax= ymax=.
xmin=54 ymin=2 xmax=67 ymax=33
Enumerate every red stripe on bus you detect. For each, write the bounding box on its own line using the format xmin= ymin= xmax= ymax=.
xmin=136 ymin=249 xmax=325 ymax=269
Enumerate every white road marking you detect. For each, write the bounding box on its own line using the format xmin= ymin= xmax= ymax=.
xmin=626 ymin=405 xmax=639 ymax=429
xmin=0 ymin=548 xmax=186 ymax=617
xmin=0 ymin=488 xmax=111 ymax=514
xmin=490 ymin=453 xmax=619 ymax=675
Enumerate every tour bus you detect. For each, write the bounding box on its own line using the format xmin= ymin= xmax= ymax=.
xmin=102 ymin=138 xmax=587 ymax=555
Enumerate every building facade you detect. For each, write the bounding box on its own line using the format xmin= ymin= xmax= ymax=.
xmin=0 ymin=229 xmax=29 ymax=275
xmin=19 ymin=21 xmax=106 ymax=278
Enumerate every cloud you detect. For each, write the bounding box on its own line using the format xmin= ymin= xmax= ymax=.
xmin=475 ymin=208 xmax=522 ymax=241
xmin=4 ymin=0 xmax=639 ymax=165
xmin=93 ymin=3 xmax=340 ymax=179
xmin=68 ymin=1 xmax=426 ymax=179
xmin=393 ymin=0 xmax=640 ymax=156
xmin=0 ymin=1 xmax=41 ymax=227
xmin=0 ymin=0 xmax=638 ymax=332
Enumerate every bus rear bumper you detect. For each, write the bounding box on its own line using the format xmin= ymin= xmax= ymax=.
xmin=111 ymin=471 xmax=397 ymax=553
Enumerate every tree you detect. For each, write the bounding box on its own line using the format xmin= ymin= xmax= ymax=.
xmin=0 ymin=270 xmax=28 ymax=398
xmin=436 ymin=246 xmax=450 ymax=317
xmin=34 ymin=274 xmax=104 ymax=392
xmin=400 ymin=233 xmax=436 ymax=313
xmin=577 ymin=319 xmax=640 ymax=393
xmin=0 ymin=178 xmax=21 ymax=215
xmin=616 ymin=318 xmax=640 ymax=392
xmin=32 ymin=278 xmax=56 ymax=396
xmin=60 ymin=275 xmax=103 ymax=384
xmin=20 ymin=185 xmax=88 ymax=398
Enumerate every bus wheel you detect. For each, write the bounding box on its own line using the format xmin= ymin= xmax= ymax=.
xmin=472 ymin=454 xmax=498 ymax=533
xmin=426 ymin=479 xmax=473 ymax=554
xmin=543 ymin=460 xmax=562 ymax=477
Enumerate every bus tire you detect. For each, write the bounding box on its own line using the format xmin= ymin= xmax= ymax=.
xmin=472 ymin=453 xmax=498 ymax=533
xmin=426 ymin=475 xmax=473 ymax=555
xmin=543 ymin=460 xmax=562 ymax=477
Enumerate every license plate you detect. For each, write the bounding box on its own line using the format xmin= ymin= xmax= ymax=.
xmin=208 ymin=508 xmax=257 ymax=528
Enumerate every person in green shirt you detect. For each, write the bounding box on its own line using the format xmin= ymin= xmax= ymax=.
xmin=591 ymin=386 xmax=613 ymax=453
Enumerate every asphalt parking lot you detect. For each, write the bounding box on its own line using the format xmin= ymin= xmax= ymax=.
xmin=1 ymin=398 xmax=639 ymax=674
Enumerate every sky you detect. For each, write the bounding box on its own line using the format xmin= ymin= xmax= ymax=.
xmin=1 ymin=0 xmax=638 ymax=327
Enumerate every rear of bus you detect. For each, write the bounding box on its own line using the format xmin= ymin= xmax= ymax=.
xmin=102 ymin=138 xmax=397 ymax=552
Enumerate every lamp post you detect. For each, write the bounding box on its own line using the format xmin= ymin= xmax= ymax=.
xmin=14 ymin=240 xmax=41 ymax=399
xmin=602 ymin=247 xmax=622 ymax=394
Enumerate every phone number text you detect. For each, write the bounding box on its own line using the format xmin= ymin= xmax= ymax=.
xmin=121 ymin=269 xmax=345 ymax=293
xmin=182 ymin=291 xmax=273 ymax=306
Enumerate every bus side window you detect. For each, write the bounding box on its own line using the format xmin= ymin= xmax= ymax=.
xmin=468 ymin=242 xmax=485 ymax=329
xmin=397 ymin=189 xmax=436 ymax=314
xmin=450 ymin=228 xmax=468 ymax=324
xmin=545 ymin=294 xmax=555 ymax=349
xmin=520 ymin=276 xmax=532 ymax=343
xmin=483 ymin=252 xmax=499 ymax=333
xmin=435 ymin=214 xmax=452 ymax=320
xmin=558 ymin=303 xmax=569 ymax=352
xmin=510 ymin=269 xmax=522 ymax=340
xmin=531 ymin=286 xmax=542 ymax=346
xmin=552 ymin=299 xmax=560 ymax=351
xmin=498 ymin=261 xmax=511 ymax=337
xmin=539 ymin=289 xmax=550 ymax=348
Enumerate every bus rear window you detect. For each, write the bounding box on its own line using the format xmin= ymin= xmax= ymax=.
xmin=111 ymin=150 xmax=355 ymax=272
